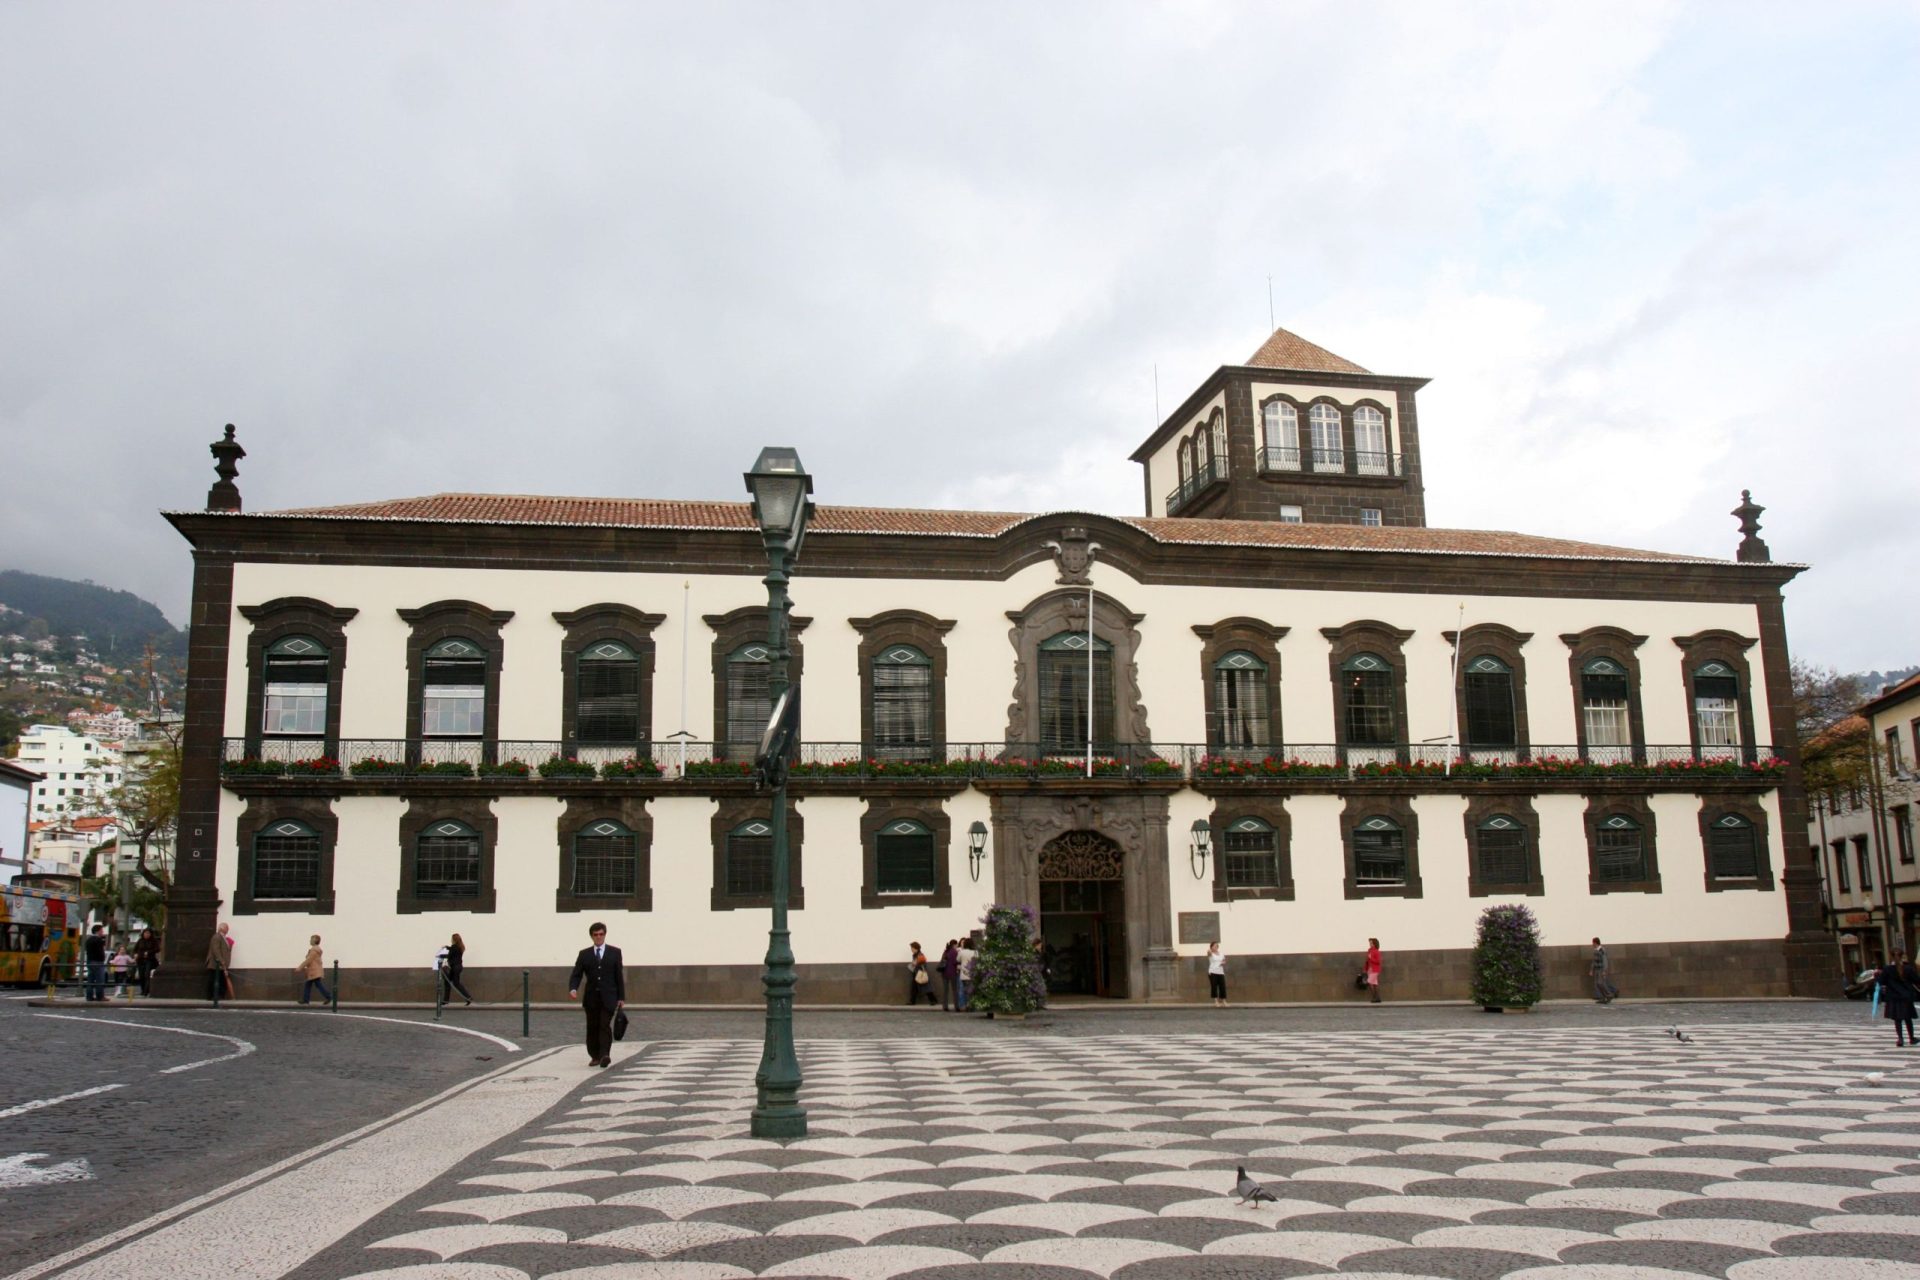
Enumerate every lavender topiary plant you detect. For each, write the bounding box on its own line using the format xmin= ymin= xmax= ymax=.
xmin=1470 ymin=903 xmax=1544 ymax=1009
xmin=968 ymin=903 xmax=1048 ymax=1016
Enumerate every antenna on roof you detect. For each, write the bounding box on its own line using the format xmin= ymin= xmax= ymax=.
xmin=1267 ymin=274 xmax=1275 ymax=331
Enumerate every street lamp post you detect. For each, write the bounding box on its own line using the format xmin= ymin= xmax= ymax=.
xmin=745 ymin=446 xmax=814 ymax=1140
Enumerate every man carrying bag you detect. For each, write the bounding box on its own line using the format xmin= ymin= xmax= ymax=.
xmin=568 ymin=921 xmax=626 ymax=1068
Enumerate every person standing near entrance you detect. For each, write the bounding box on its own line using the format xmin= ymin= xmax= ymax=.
xmin=1876 ymin=948 xmax=1917 ymax=1047
xmin=205 ymin=921 xmax=233 ymax=1002
xmin=1207 ymin=941 xmax=1227 ymax=1007
xmin=1364 ymin=937 xmax=1382 ymax=1003
xmin=907 ymin=942 xmax=936 ymax=1005
xmin=568 ymin=922 xmax=625 ymax=1067
xmin=1591 ymin=937 xmax=1618 ymax=1004
xmin=133 ymin=927 xmax=160 ymax=996
xmin=955 ymin=936 xmax=977 ymax=1011
xmin=84 ymin=926 xmax=109 ymax=1002
xmin=939 ymin=940 xmax=960 ymax=1012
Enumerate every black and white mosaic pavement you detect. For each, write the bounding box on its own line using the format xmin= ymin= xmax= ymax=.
xmin=309 ymin=1024 xmax=1920 ymax=1280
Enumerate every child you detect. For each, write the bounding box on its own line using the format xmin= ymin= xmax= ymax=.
xmin=109 ymin=943 xmax=134 ymax=998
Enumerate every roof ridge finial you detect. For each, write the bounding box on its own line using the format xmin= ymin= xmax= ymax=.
xmin=206 ymin=423 xmax=246 ymax=512
xmin=1733 ymin=489 xmax=1769 ymax=563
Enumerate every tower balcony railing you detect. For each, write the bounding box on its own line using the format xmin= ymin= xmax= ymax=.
xmin=222 ymin=738 xmax=1783 ymax=783
xmin=1164 ymin=456 xmax=1229 ymax=514
xmin=1261 ymin=447 xmax=1402 ymax=478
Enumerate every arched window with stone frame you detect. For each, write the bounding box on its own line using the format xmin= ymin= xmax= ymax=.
xmin=401 ymin=600 xmax=512 ymax=768
xmin=555 ymin=798 xmax=652 ymax=913
xmin=414 ymin=820 xmax=482 ymax=903
xmin=1463 ymin=795 xmax=1542 ymax=897
xmin=870 ymin=645 xmax=934 ymax=761
xmin=1673 ymin=630 xmax=1758 ymax=764
xmin=1562 ymin=627 xmax=1646 ymax=765
xmin=1212 ymin=651 xmax=1271 ymax=752
xmin=1209 ymin=411 xmax=1228 ymax=478
xmin=262 ymin=637 xmax=329 ymax=743
xmin=1309 ymin=402 xmax=1344 ymax=472
xmin=253 ymin=819 xmax=321 ymax=901
xmin=1341 ymin=796 xmax=1422 ymax=899
xmin=1353 ymin=404 xmax=1389 ymax=475
xmin=723 ymin=642 xmax=772 ymax=757
xmin=554 ymin=604 xmax=664 ymax=765
xmin=1462 ymin=656 xmax=1518 ymax=752
xmin=1584 ymin=795 xmax=1660 ymax=895
xmin=1342 ymin=654 xmax=1397 ymax=758
xmin=1698 ymin=796 xmax=1774 ymax=892
xmin=241 ymin=597 xmax=357 ymax=762
xmin=1222 ymin=816 xmax=1281 ymax=889
xmin=1260 ymin=398 xmax=1300 ymax=471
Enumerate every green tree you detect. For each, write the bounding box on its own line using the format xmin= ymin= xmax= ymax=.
xmin=79 ymin=723 xmax=180 ymax=893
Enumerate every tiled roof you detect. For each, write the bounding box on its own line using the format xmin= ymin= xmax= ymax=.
xmin=211 ymin=493 xmax=1761 ymax=566
xmin=1860 ymin=671 xmax=1920 ymax=716
xmin=1121 ymin=516 xmax=1712 ymax=563
xmin=1244 ymin=326 xmax=1370 ymax=375
xmin=257 ymin=493 xmax=1029 ymax=536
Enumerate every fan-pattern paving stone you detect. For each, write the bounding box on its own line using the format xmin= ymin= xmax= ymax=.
xmin=306 ymin=1023 xmax=1920 ymax=1280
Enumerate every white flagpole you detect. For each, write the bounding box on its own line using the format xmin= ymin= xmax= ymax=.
xmin=679 ymin=580 xmax=690 ymax=778
xmin=1086 ymin=549 xmax=1098 ymax=779
xmin=1446 ymin=601 xmax=1465 ymax=776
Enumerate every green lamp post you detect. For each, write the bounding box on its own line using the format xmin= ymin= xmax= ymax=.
xmin=745 ymin=445 xmax=814 ymax=1140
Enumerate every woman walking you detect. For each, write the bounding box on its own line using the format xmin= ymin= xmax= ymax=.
xmin=297 ymin=934 xmax=332 ymax=1005
xmin=907 ymin=942 xmax=936 ymax=1006
xmin=443 ymin=932 xmax=473 ymax=1006
xmin=1364 ymin=937 xmax=1383 ymax=1004
xmin=1207 ymin=941 xmax=1227 ymax=1007
xmin=1878 ymin=949 xmax=1918 ymax=1047
xmin=133 ymin=927 xmax=160 ymax=997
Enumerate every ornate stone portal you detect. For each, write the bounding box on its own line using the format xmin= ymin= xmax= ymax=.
xmin=986 ymin=790 xmax=1179 ymax=1001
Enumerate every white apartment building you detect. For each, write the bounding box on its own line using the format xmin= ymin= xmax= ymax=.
xmin=15 ymin=724 xmax=123 ymax=820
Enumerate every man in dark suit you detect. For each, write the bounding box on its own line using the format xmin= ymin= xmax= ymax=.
xmin=568 ymin=921 xmax=625 ymax=1067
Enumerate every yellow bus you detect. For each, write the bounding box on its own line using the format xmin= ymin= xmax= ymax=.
xmin=0 ymin=883 xmax=82 ymax=986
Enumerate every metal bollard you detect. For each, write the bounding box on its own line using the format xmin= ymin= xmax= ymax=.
xmin=212 ymin=966 xmax=221 ymax=1009
xmin=521 ymin=969 xmax=530 ymax=1039
xmin=434 ymin=965 xmax=445 ymax=1022
xmin=331 ymin=960 xmax=340 ymax=1013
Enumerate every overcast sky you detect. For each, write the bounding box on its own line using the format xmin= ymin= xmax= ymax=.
xmin=3 ymin=3 xmax=1915 ymax=674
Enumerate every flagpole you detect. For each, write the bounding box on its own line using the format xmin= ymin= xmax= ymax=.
xmin=1086 ymin=548 xmax=1098 ymax=778
xmin=1446 ymin=602 xmax=1465 ymax=776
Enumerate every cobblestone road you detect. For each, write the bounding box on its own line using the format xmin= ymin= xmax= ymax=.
xmin=5 ymin=997 xmax=1915 ymax=1279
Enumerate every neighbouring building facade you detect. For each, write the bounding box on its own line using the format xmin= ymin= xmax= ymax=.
xmin=155 ymin=330 xmax=1828 ymax=1002
xmin=1809 ymin=675 xmax=1920 ymax=973
xmin=0 ymin=759 xmax=33 ymax=881
xmin=15 ymin=724 xmax=122 ymax=821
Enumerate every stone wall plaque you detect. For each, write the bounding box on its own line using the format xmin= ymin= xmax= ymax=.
xmin=1177 ymin=911 xmax=1220 ymax=945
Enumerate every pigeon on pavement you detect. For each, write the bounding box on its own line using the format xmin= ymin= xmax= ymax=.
xmin=1666 ymin=1026 xmax=1694 ymax=1044
xmin=1233 ymin=1166 xmax=1278 ymax=1206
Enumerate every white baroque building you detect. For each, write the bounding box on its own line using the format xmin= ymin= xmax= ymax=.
xmin=15 ymin=724 xmax=122 ymax=821
xmin=156 ymin=330 xmax=1827 ymax=1002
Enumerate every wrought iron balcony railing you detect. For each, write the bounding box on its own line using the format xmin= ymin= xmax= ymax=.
xmin=1164 ymin=457 xmax=1229 ymax=514
xmin=222 ymin=738 xmax=1783 ymax=783
xmin=1261 ymin=447 xmax=1402 ymax=478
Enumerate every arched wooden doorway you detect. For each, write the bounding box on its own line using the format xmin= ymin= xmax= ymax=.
xmin=1038 ymin=829 xmax=1127 ymax=998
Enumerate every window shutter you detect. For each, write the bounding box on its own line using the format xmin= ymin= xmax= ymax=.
xmin=1352 ymin=817 xmax=1406 ymax=884
xmin=727 ymin=821 xmax=775 ymax=897
xmin=1475 ymin=815 xmax=1527 ymax=885
xmin=871 ymin=646 xmax=933 ymax=758
xmin=576 ymin=641 xmax=642 ymax=746
xmin=1038 ymin=634 xmax=1114 ymax=752
xmin=875 ymin=819 xmax=937 ymax=892
xmin=1342 ymin=655 xmax=1395 ymax=746
xmin=1707 ymin=815 xmax=1758 ymax=878
xmin=573 ymin=820 xmax=637 ymax=895
xmin=1594 ymin=816 xmax=1645 ymax=882
xmin=1463 ymin=657 xmax=1516 ymax=747
xmin=254 ymin=820 xmax=321 ymax=899
xmin=1223 ymin=817 xmax=1279 ymax=888
xmin=725 ymin=645 xmax=772 ymax=750
xmin=415 ymin=820 xmax=481 ymax=900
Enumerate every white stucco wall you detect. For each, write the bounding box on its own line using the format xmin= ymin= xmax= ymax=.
xmin=215 ymin=556 xmax=1789 ymax=974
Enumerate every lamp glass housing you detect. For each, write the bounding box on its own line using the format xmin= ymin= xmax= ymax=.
xmin=745 ymin=446 xmax=813 ymax=542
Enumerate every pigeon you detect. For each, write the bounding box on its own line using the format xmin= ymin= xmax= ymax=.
xmin=1666 ymin=1026 xmax=1693 ymax=1044
xmin=1865 ymin=1071 xmax=1885 ymax=1087
xmin=1233 ymin=1166 xmax=1277 ymax=1206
